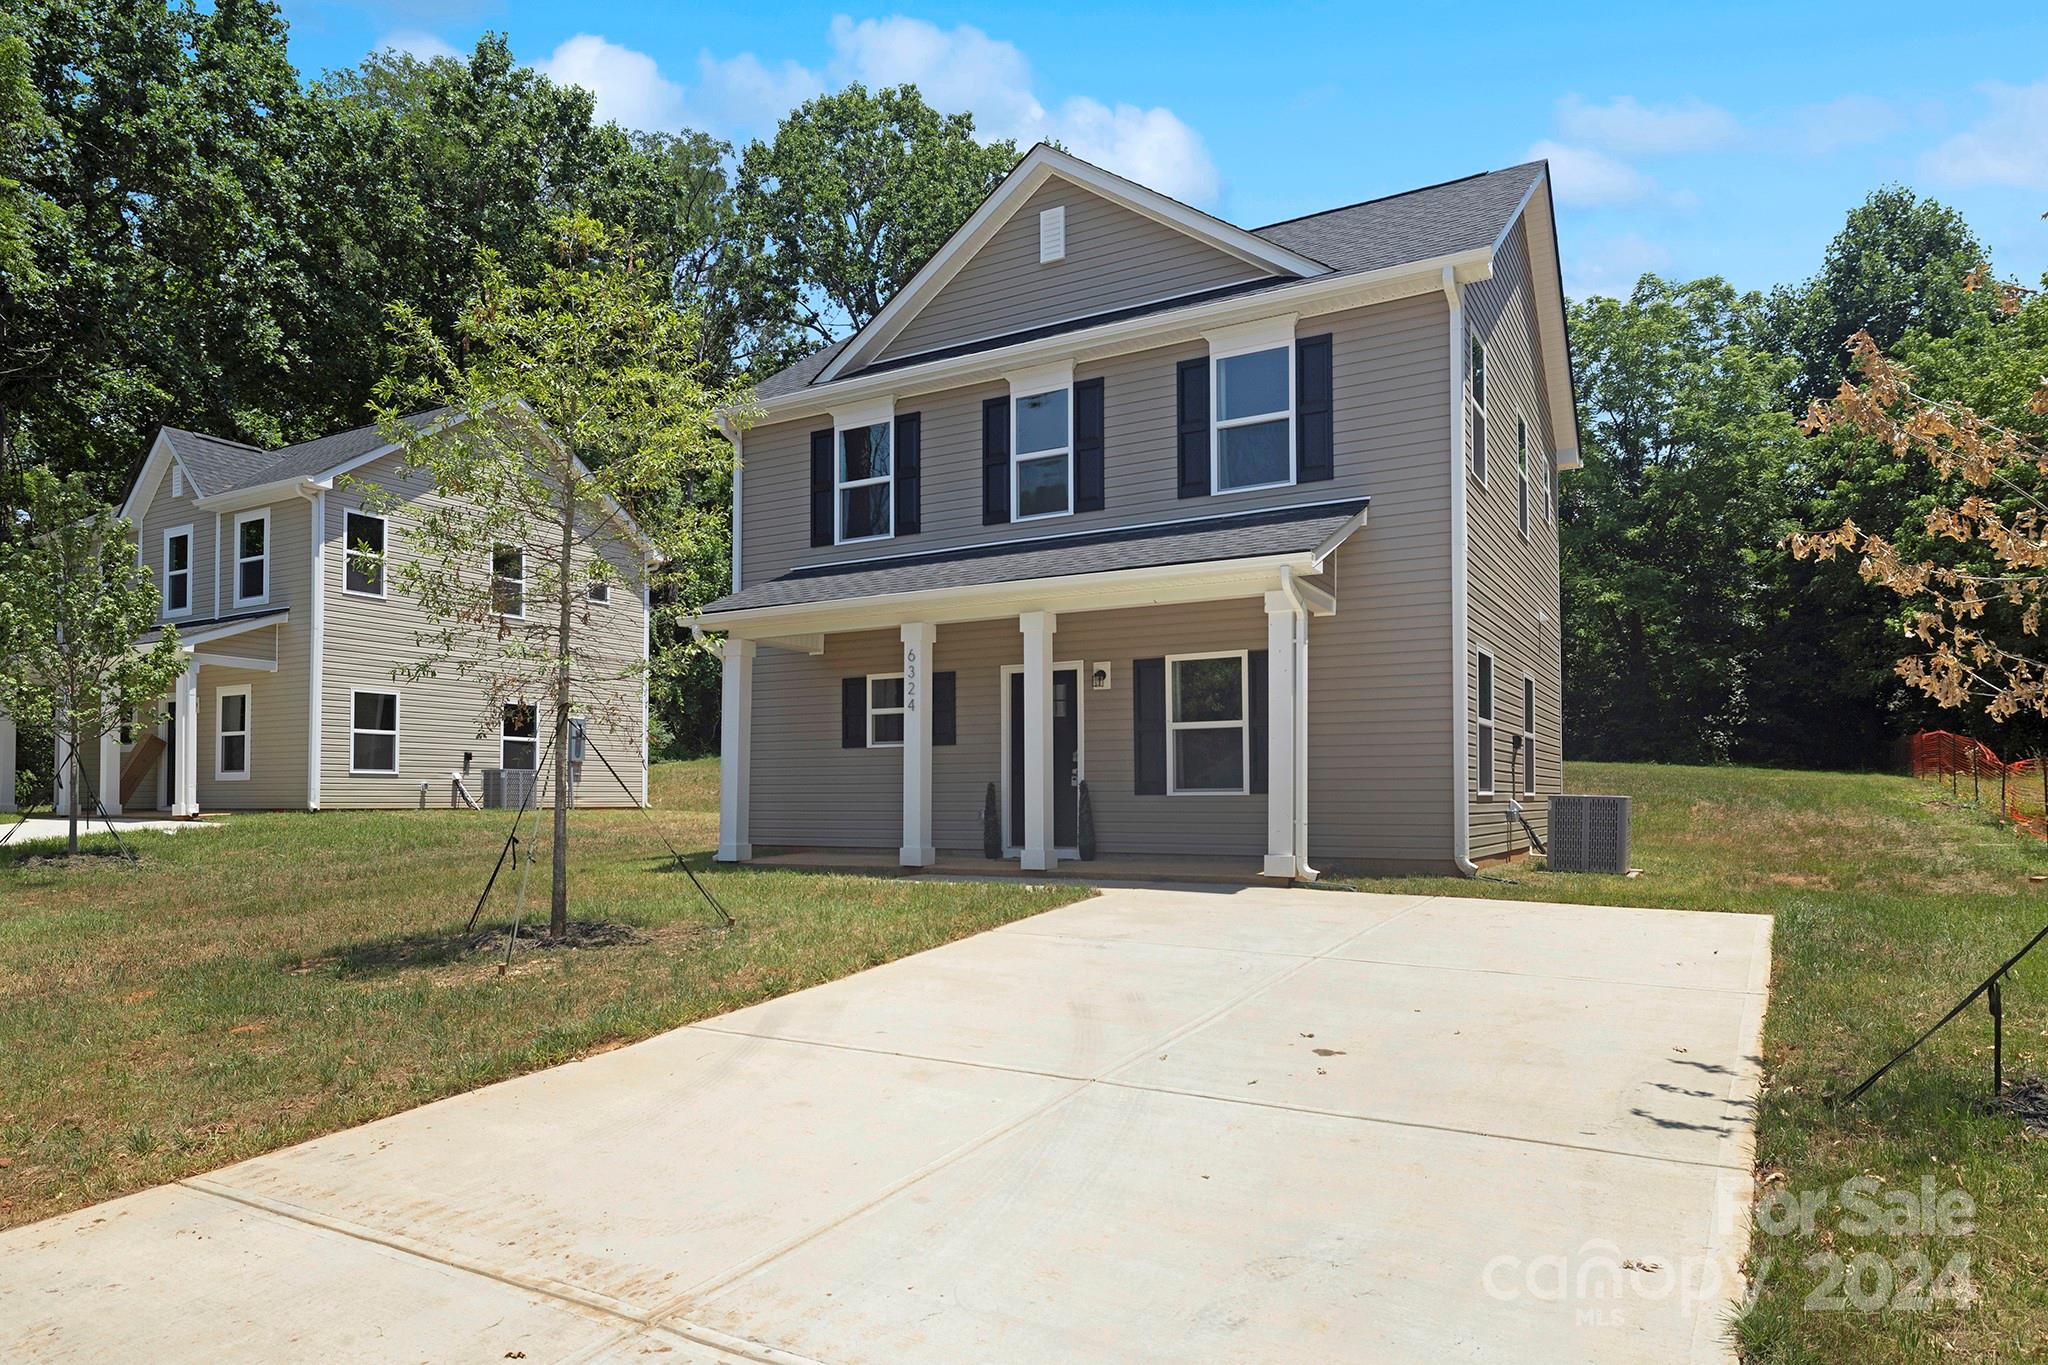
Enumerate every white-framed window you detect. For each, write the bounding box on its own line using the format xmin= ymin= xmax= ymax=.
xmin=1005 ymin=361 xmax=1074 ymax=521
xmin=343 ymin=510 xmax=387 ymax=597
xmin=492 ymin=544 xmax=525 ymax=618
xmin=500 ymin=701 xmax=538 ymax=771
xmin=867 ymin=673 xmax=905 ymax=747
xmin=1469 ymin=335 xmax=1488 ymax=484
xmin=161 ymin=525 xmax=193 ymax=617
xmin=215 ymin=685 xmax=251 ymax=780
xmin=586 ymin=580 xmax=610 ymax=604
xmin=1210 ymin=322 xmax=1295 ymax=494
xmin=1168 ymin=650 xmax=1249 ymax=795
xmin=1521 ymin=674 xmax=1537 ymax=797
xmin=349 ymin=689 xmax=400 ymax=774
xmin=1476 ymin=647 xmax=1496 ymax=796
xmin=232 ymin=509 xmax=270 ymax=606
xmin=836 ymin=421 xmax=893 ymax=544
xmin=1516 ymin=413 xmax=1531 ymax=539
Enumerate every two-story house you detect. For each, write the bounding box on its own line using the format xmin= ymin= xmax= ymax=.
xmin=700 ymin=145 xmax=1575 ymax=878
xmin=20 ymin=410 xmax=655 ymax=818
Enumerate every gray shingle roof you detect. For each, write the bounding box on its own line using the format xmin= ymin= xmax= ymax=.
xmin=701 ymin=499 xmax=1366 ymax=617
xmin=158 ymin=429 xmax=274 ymax=497
xmin=156 ymin=410 xmax=451 ymax=497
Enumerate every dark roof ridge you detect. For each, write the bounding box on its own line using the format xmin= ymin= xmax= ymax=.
xmin=1250 ymin=160 xmax=1545 ymax=234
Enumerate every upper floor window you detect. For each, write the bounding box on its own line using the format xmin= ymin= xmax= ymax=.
xmin=344 ymin=510 xmax=386 ymax=597
xmin=1014 ymin=386 xmax=1072 ymax=520
xmin=233 ymin=510 xmax=269 ymax=606
xmin=1516 ymin=414 xmax=1531 ymax=538
xmin=162 ymin=526 xmax=193 ymax=617
xmin=1213 ymin=343 xmax=1293 ymax=493
xmin=837 ymin=421 xmax=893 ymax=543
xmin=1469 ymin=336 xmax=1488 ymax=484
xmin=492 ymin=545 xmax=525 ymax=618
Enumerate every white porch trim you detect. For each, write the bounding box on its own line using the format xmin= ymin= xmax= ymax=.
xmin=716 ymin=636 xmax=755 ymax=862
xmin=0 ymin=703 xmax=14 ymax=813
xmin=1018 ymin=610 xmax=1057 ymax=873
xmin=899 ymin=622 xmax=937 ymax=866
xmin=98 ymin=727 xmax=124 ymax=816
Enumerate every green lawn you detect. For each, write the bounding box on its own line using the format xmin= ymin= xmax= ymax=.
xmin=1346 ymin=762 xmax=2048 ymax=1364
xmin=0 ymin=758 xmax=1085 ymax=1230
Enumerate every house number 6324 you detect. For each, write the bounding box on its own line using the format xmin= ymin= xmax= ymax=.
xmin=904 ymin=648 xmax=918 ymax=711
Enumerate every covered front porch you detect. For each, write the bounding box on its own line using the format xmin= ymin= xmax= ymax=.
xmin=701 ymin=502 xmax=1364 ymax=882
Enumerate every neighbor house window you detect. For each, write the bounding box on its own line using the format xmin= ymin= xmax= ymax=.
xmin=216 ymin=685 xmax=250 ymax=780
xmin=1521 ymin=674 xmax=1537 ymax=796
xmin=501 ymin=702 xmax=538 ymax=771
xmin=350 ymin=689 xmax=399 ymax=774
xmin=586 ymin=580 xmax=610 ymax=604
xmin=1517 ymin=414 xmax=1531 ymax=538
xmin=162 ymin=526 xmax=193 ymax=617
xmin=343 ymin=511 xmax=386 ymax=597
xmin=1213 ymin=345 xmax=1293 ymax=493
xmin=492 ymin=544 xmax=525 ymax=618
xmin=1476 ymin=648 xmax=1496 ymax=796
xmin=867 ymin=673 xmax=905 ymax=747
xmin=1469 ymin=336 xmax=1488 ymax=484
xmin=837 ymin=422 xmax=892 ymax=543
xmin=1013 ymin=386 xmax=1072 ymax=520
xmin=1169 ymin=651 xmax=1248 ymax=794
xmin=233 ymin=509 xmax=269 ymax=606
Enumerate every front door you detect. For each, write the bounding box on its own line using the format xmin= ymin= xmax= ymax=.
xmin=160 ymin=702 xmax=177 ymax=810
xmin=1009 ymin=668 xmax=1080 ymax=849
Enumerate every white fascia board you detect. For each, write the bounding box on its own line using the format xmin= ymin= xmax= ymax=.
xmin=819 ymin=145 xmax=1332 ymax=384
xmin=120 ymin=432 xmax=183 ymax=522
xmin=1514 ymin=173 xmax=1582 ymax=469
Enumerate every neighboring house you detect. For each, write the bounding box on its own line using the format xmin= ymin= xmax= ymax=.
xmin=700 ymin=144 xmax=1576 ymax=877
xmin=16 ymin=411 xmax=654 ymax=818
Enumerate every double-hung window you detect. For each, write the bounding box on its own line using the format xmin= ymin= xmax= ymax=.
xmin=492 ymin=545 xmax=525 ymax=618
xmin=233 ymin=509 xmax=269 ymax=606
xmin=1168 ymin=652 xmax=1248 ymax=794
xmin=1521 ymin=674 xmax=1538 ymax=796
xmin=1008 ymin=362 xmax=1073 ymax=520
xmin=867 ymin=674 xmax=906 ymax=747
xmin=837 ymin=421 xmax=893 ymax=543
xmin=162 ymin=526 xmax=193 ymax=617
xmin=1516 ymin=414 xmax=1531 ymax=538
xmin=216 ymin=685 xmax=250 ymax=780
xmin=344 ymin=511 xmax=387 ymax=597
xmin=1476 ymin=648 xmax=1496 ymax=796
xmin=1469 ymin=336 xmax=1488 ymax=483
xmin=350 ymin=689 xmax=400 ymax=774
xmin=501 ymin=702 xmax=538 ymax=771
xmin=1212 ymin=332 xmax=1294 ymax=494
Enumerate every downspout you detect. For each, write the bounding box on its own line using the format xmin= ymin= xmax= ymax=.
xmin=1443 ymin=266 xmax=1479 ymax=877
xmin=1278 ymin=567 xmax=1317 ymax=882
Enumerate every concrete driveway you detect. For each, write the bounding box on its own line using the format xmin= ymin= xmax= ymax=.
xmin=0 ymin=886 xmax=1770 ymax=1363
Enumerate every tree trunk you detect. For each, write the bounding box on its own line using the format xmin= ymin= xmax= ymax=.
xmin=550 ymin=485 xmax=575 ymax=938
xmin=65 ymin=724 xmax=79 ymax=856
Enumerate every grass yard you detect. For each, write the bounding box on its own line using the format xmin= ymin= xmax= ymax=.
xmin=0 ymin=758 xmax=1085 ymax=1231
xmin=1348 ymin=762 xmax=2048 ymax=1364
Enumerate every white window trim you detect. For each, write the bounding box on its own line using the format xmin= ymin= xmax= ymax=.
xmin=586 ymin=580 xmax=610 ymax=604
xmin=1469 ymin=335 xmax=1488 ymax=486
xmin=1166 ymin=649 xmax=1251 ymax=796
xmin=832 ymin=397 xmax=897 ymax=546
xmin=1516 ymin=411 xmax=1531 ymax=541
xmin=215 ymin=683 xmax=251 ymax=781
xmin=866 ymin=671 xmax=906 ymax=748
xmin=1521 ymin=673 xmax=1538 ymax=797
xmin=1476 ymin=646 xmax=1496 ymax=798
xmin=348 ymin=687 xmax=401 ymax=776
xmin=1007 ymin=360 xmax=1075 ymax=524
xmin=231 ymin=508 xmax=271 ymax=608
xmin=161 ymin=524 xmax=194 ymax=618
xmin=493 ymin=544 xmax=526 ymax=620
xmin=1206 ymin=315 xmax=1298 ymax=498
xmin=499 ymin=700 xmax=539 ymax=771
xmin=342 ymin=509 xmax=388 ymax=599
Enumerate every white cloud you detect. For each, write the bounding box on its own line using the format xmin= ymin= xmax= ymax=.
xmin=689 ymin=51 xmax=822 ymax=138
xmin=1528 ymin=139 xmax=1663 ymax=208
xmin=1923 ymin=78 xmax=2048 ymax=189
xmin=1788 ymin=94 xmax=1903 ymax=155
xmin=380 ymin=29 xmax=461 ymax=62
xmin=1041 ymin=98 xmax=1219 ymax=204
xmin=1560 ymin=232 xmax=1672 ymax=300
xmin=540 ymin=34 xmax=686 ymax=133
xmin=1556 ymin=95 xmax=1739 ymax=155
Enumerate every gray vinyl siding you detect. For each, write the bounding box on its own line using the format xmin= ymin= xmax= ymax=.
xmin=878 ymin=178 xmax=1272 ymax=364
xmin=318 ymin=452 xmax=647 ymax=810
xmin=136 ymin=464 xmax=218 ymax=625
xmin=1462 ymin=219 xmax=1565 ymax=859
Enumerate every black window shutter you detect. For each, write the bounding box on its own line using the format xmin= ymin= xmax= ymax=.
xmin=933 ymin=670 xmax=956 ymax=746
xmin=1133 ymin=656 xmax=1167 ymax=795
xmin=1296 ymin=334 xmax=1334 ymax=483
xmin=1074 ymin=377 xmax=1105 ymax=513
xmin=894 ymin=412 xmax=921 ymax=535
xmin=810 ymin=429 xmax=835 ymax=547
xmin=841 ymin=677 xmax=866 ymax=749
xmin=982 ymin=396 xmax=1011 ymax=525
xmin=1176 ymin=358 xmax=1210 ymax=499
xmin=1249 ymin=650 xmax=1270 ymax=794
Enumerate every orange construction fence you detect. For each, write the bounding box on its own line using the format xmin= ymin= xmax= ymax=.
xmin=1907 ymin=730 xmax=2048 ymax=839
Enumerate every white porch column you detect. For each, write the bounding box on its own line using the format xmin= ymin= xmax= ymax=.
xmin=51 ymin=709 xmax=72 ymax=817
xmin=1264 ymin=590 xmax=1301 ymax=879
xmin=99 ymin=725 xmax=123 ymax=817
xmin=173 ymin=661 xmax=200 ymax=818
xmin=899 ymin=622 xmax=937 ymax=867
xmin=0 ymin=703 xmax=15 ymax=813
xmin=1019 ymin=610 xmax=1057 ymax=872
xmin=715 ymin=636 xmax=755 ymax=862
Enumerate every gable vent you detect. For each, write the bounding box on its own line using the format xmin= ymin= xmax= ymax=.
xmin=1039 ymin=206 xmax=1066 ymax=264
xmin=170 ymin=466 xmax=183 ymax=498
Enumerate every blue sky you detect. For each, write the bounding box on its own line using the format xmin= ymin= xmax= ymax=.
xmin=278 ymin=1 xmax=2048 ymax=299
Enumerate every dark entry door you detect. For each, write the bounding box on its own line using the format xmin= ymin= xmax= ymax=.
xmin=1009 ymin=669 xmax=1080 ymax=848
xmin=162 ymin=702 xmax=177 ymax=809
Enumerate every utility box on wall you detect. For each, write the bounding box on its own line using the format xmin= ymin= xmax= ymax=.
xmin=1547 ymin=794 xmax=1631 ymax=874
